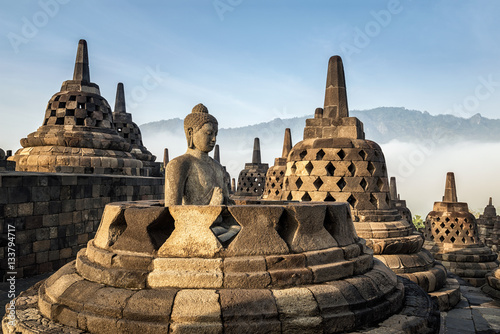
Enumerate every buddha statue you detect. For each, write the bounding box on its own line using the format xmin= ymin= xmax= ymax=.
xmin=164 ymin=103 xmax=231 ymax=206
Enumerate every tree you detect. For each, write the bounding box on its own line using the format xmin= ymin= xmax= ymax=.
xmin=412 ymin=215 xmax=424 ymax=229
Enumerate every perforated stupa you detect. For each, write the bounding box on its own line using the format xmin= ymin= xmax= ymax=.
xmin=262 ymin=128 xmax=292 ymax=200
xmin=389 ymin=177 xmax=413 ymax=228
xmin=234 ymin=138 xmax=269 ymax=198
xmin=278 ymin=56 xmax=451 ymax=303
xmin=477 ymin=197 xmax=498 ymax=249
xmin=112 ymin=82 xmax=160 ymax=176
xmin=8 ymin=40 xmax=143 ymax=175
xmin=423 ymin=172 xmax=499 ymax=286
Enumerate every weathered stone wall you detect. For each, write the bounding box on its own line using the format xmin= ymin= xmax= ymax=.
xmin=0 ymin=172 xmax=163 ymax=279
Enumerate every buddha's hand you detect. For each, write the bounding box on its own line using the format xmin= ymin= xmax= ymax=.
xmin=209 ymin=187 xmax=224 ymax=205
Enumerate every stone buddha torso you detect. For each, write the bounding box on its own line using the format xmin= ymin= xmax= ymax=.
xmin=166 ymin=150 xmax=229 ymax=205
xmin=164 ymin=104 xmax=231 ymax=206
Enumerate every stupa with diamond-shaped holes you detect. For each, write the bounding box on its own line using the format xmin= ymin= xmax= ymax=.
xmin=233 ymin=138 xmax=269 ymax=199
xmin=423 ymin=172 xmax=499 ymax=287
xmin=8 ymin=40 xmax=144 ymax=175
xmin=278 ymin=56 xmax=457 ymax=308
xmin=262 ymin=128 xmax=292 ymax=200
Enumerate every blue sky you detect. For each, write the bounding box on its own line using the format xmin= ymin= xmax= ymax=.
xmin=1 ymin=0 xmax=500 ymax=152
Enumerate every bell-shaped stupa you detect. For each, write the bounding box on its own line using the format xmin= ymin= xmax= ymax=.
xmin=423 ymin=172 xmax=499 ymax=286
xmin=389 ymin=177 xmax=413 ymax=229
xmin=477 ymin=197 xmax=497 ymax=248
xmin=262 ymin=128 xmax=292 ymax=200
xmin=112 ymin=82 xmax=160 ymax=176
xmin=280 ymin=56 xmax=452 ymax=304
xmin=233 ymin=138 xmax=269 ymax=199
xmin=8 ymin=40 xmax=143 ymax=175
xmin=213 ymin=144 xmax=232 ymax=193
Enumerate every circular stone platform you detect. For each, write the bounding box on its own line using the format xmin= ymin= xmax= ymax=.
xmin=4 ymin=201 xmax=439 ymax=333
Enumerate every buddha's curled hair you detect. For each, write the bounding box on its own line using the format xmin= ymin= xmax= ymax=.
xmin=184 ymin=103 xmax=218 ymax=134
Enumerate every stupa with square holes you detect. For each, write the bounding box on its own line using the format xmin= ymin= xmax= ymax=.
xmin=3 ymin=102 xmax=439 ymax=334
xmin=278 ymin=56 xmax=457 ymax=309
xmin=423 ymin=172 xmax=499 ymax=287
xmin=8 ymin=40 xmax=144 ymax=175
xmin=112 ymin=82 xmax=160 ymax=176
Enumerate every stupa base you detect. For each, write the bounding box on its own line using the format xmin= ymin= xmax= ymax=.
xmin=375 ymin=250 xmax=447 ymax=291
xmin=2 ymin=272 xmax=439 ymax=334
xmin=2 ymin=201 xmax=440 ymax=334
xmin=424 ymin=241 xmax=499 ymax=287
xmin=427 ymin=276 xmax=461 ymax=311
xmin=482 ymin=268 xmax=500 ymax=300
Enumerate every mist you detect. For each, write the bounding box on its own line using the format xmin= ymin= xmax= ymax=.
xmin=143 ymin=129 xmax=500 ymax=219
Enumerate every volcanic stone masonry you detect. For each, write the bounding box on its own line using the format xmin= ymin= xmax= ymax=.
xmin=274 ymin=55 xmax=457 ymax=310
xmin=477 ymin=197 xmax=498 ymax=249
xmin=213 ymin=144 xmax=232 ymax=194
xmin=0 ymin=40 xmax=165 ymax=279
xmin=0 ymin=172 xmax=163 ymax=280
xmin=3 ymin=100 xmax=439 ymax=334
xmin=423 ymin=172 xmax=499 ymax=287
xmin=0 ymin=149 xmax=15 ymax=171
xmin=8 ymin=40 xmax=147 ymax=176
xmin=233 ymin=137 xmax=269 ymax=199
xmin=112 ymin=82 xmax=160 ymax=176
xmin=389 ymin=176 xmax=413 ymax=228
xmin=262 ymin=128 xmax=292 ymax=201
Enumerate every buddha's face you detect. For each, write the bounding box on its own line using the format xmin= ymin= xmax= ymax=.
xmin=192 ymin=122 xmax=217 ymax=153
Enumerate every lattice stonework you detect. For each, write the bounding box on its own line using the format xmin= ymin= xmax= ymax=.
xmin=236 ymin=167 xmax=267 ymax=196
xmin=262 ymin=165 xmax=286 ymax=200
xmin=43 ymin=92 xmax=113 ymax=128
xmin=424 ymin=214 xmax=480 ymax=246
xmin=281 ymin=144 xmax=391 ymax=210
xmin=113 ymin=119 xmax=143 ymax=146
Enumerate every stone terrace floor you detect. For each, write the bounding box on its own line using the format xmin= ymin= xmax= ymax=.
xmin=0 ymin=272 xmax=499 ymax=333
xmin=439 ymin=275 xmax=500 ymax=334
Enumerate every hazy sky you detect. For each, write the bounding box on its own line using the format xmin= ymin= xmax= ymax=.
xmin=2 ymin=1 xmax=500 ymax=143
xmin=1 ymin=1 xmax=500 ymax=215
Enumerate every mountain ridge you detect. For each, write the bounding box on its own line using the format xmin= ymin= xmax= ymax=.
xmin=140 ymin=107 xmax=500 ymax=144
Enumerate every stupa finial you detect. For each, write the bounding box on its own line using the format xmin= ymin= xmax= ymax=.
xmin=489 ymin=197 xmax=492 ymax=206
xmin=282 ymin=128 xmax=292 ymax=159
xmin=163 ymin=148 xmax=169 ymax=166
xmin=214 ymin=144 xmax=220 ymax=163
xmin=114 ymin=83 xmax=126 ymax=114
xmin=444 ymin=172 xmax=458 ymax=202
xmin=252 ymin=138 xmax=261 ymax=164
xmin=73 ymin=39 xmax=90 ymax=83
xmin=323 ymin=55 xmax=348 ymax=119
xmin=389 ymin=177 xmax=398 ymax=201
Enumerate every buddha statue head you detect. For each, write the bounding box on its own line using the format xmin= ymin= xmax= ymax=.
xmin=184 ymin=103 xmax=218 ymax=153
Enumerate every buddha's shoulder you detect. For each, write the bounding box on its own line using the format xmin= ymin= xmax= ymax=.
xmin=166 ymin=154 xmax=197 ymax=170
xmin=209 ymin=158 xmax=226 ymax=171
